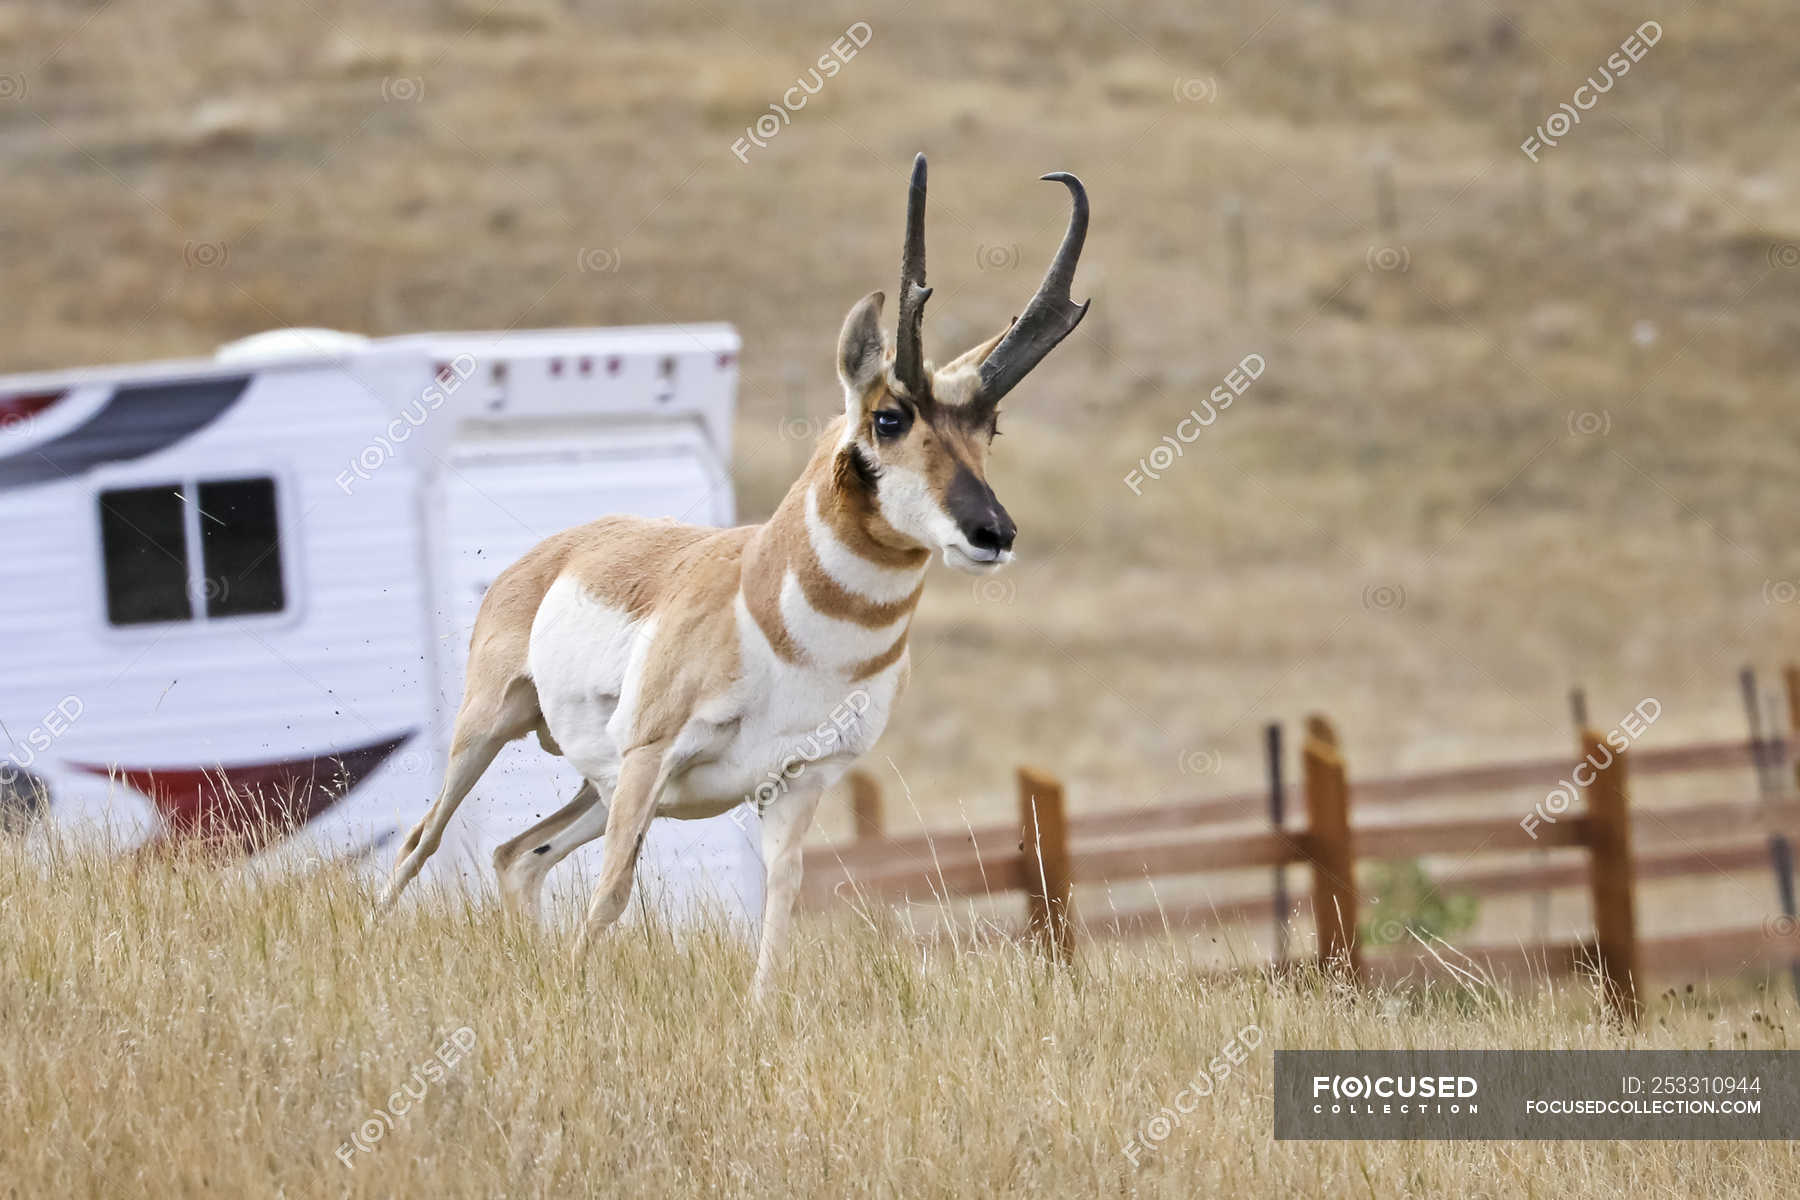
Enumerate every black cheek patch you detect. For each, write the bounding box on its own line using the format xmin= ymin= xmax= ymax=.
xmin=841 ymin=444 xmax=881 ymax=493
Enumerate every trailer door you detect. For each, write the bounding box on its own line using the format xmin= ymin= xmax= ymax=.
xmin=430 ymin=425 xmax=756 ymax=923
xmin=438 ymin=431 xmax=727 ymax=642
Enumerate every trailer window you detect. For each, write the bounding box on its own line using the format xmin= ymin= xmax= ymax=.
xmin=197 ymin=478 xmax=285 ymax=618
xmin=98 ymin=486 xmax=193 ymax=625
xmin=98 ymin=476 xmax=286 ymax=627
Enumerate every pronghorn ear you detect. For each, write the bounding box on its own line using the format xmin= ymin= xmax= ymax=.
xmin=837 ymin=291 xmax=889 ymax=400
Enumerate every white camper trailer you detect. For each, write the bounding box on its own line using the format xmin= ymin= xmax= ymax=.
xmin=0 ymin=324 xmax=764 ymax=924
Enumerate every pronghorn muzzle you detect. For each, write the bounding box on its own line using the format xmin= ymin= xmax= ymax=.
xmin=946 ymin=464 xmax=1016 ymax=561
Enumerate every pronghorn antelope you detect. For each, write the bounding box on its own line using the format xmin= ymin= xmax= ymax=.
xmin=378 ymin=154 xmax=1089 ymax=998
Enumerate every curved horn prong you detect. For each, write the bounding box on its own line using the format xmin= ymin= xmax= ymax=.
xmin=976 ymin=171 xmax=1090 ymax=405
xmin=893 ymin=153 xmax=932 ymax=398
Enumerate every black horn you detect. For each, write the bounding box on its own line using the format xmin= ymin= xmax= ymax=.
xmin=893 ymin=152 xmax=932 ymax=398
xmin=976 ymin=172 xmax=1090 ymax=405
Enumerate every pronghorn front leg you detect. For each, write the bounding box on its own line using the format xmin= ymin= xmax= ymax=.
xmin=570 ymin=740 xmax=672 ymax=962
xmin=750 ymin=777 xmax=828 ymax=1005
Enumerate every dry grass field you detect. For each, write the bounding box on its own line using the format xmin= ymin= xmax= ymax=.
xmin=4 ymin=840 xmax=1798 ymax=1198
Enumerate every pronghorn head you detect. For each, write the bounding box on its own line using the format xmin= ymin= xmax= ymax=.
xmin=834 ymin=153 xmax=1089 ymax=575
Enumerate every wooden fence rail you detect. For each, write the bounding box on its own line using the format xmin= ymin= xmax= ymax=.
xmin=1080 ymin=833 xmax=1791 ymax=941
xmin=804 ymin=664 xmax=1800 ymax=1022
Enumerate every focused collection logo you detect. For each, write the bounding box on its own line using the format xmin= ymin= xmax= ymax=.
xmin=1311 ymin=1073 xmax=1480 ymax=1116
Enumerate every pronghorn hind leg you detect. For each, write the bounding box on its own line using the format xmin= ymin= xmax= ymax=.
xmin=493 ymin=779 xmax=611 ymax=921
xmin=570 ymin=742 xmax=670 ymax=962
xmin=377 ymin=737 xmax=502 ymax=909
xmin=750 ymin=778 xmax=829 ymax=1005
xmin=379 ymin=677 xmax=539 ymax=910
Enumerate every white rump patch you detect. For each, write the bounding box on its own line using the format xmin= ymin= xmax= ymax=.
xmin=527 ymin=576 xmax=646 ymax=780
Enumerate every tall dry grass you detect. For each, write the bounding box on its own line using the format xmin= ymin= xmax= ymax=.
xmin=2 ymin=835 xmax=1795 ymax=1197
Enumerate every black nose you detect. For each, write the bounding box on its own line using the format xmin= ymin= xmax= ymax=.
xmin=946 ymin=464 xmax=1017 ymax=556
xmin=967 ymin=510 xmax=1017 ymax=555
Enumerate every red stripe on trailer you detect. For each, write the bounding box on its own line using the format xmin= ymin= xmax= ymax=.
xmin=70 ymin=731 xmax=414 ymax=854
xmin=0 ymin=391 xmax=64 ymax=427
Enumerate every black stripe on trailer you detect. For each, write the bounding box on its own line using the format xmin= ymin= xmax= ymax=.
xmin=0 ymin=375 xmax=251 ymax=492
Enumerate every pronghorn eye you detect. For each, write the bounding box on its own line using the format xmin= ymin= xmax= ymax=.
xmin=872 ymin=409 xmax=911 ymax=440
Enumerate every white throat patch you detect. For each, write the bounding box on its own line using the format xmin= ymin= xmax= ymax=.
xmin=867 ymin=463 xmax=963 ymax=562
xmin=803 ymin=486 xmax=926 ymax=603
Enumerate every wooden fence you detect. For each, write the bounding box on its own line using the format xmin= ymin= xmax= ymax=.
xmin=801 ymin=665 xmax=1800 ymax=1022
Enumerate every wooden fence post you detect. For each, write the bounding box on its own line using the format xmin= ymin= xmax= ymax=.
xmin=1018 ymin=767 xmax=1073 ymax=962
xmin=1786 ymin=665 xmax=1800 ymax=791
xmin=1581 ymin=727 xmax=1641 ymax=1023
xmin=848 ymin=769 xmax=882 ymax=842
xmin=1223 ymin=194 xmax=1250 ymax=314
xmin=1265 ymin=722 xmax=1290 ymax=965
xmin=1302 ymin=716 xmax=1360 ymax=978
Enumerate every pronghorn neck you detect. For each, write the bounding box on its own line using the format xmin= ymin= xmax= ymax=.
xmin=739 ymin=428 xmax=930 ymax=678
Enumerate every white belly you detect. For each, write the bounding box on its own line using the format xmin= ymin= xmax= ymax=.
xmin=528 ymin=576 xmax=905 ymax=819
xmin=663 ymin=589 xmax=904 ymax=815
xmin=672 ymin=665 xmax=899 ymax=817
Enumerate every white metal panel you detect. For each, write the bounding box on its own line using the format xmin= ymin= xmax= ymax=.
xmin=363 ymin=324 xmax=739 ymax=461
